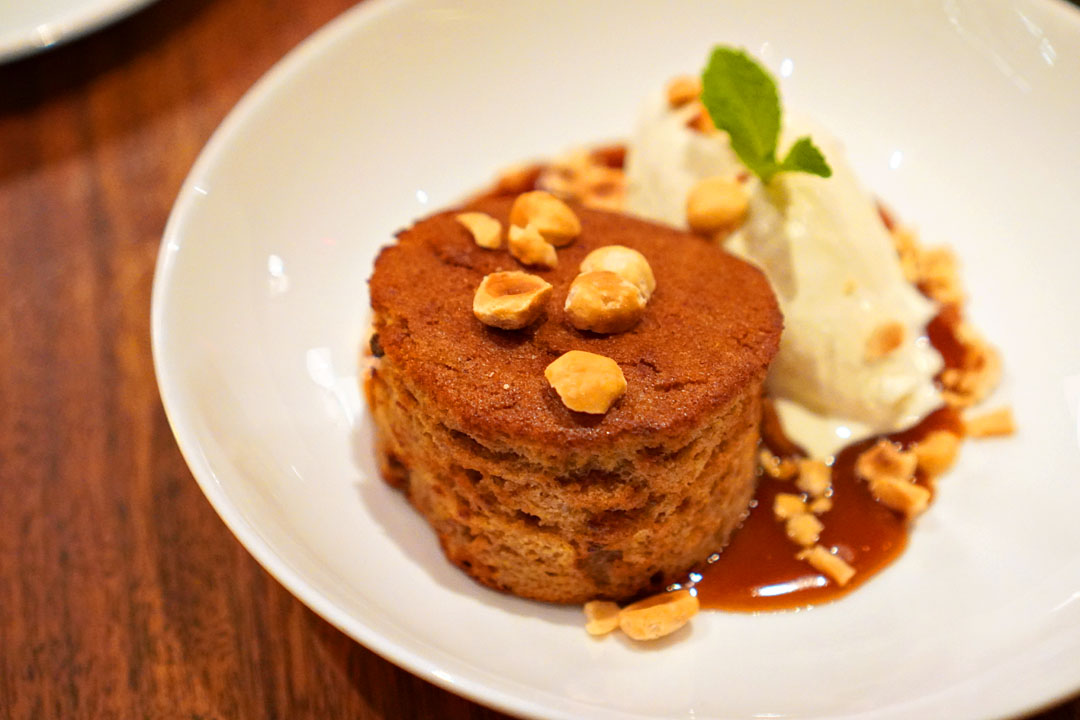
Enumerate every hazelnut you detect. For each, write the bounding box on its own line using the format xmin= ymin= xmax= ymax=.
xmin=545 ymin=350 xmax=626 ymax=414
xmin=686 ymin=176 xmax=749 ymax=235
xmin=686 ymin=104 xmax=717 ymax=134
xmin=912 ymin=430 xmax=961 ymax=477
xmin=773 ymin=493 xmax=807 ymax=520
xmin=580 ymin=245 xmax=656 ymax=301
xmin=455 ymin=211 xmax=502 ymax=249
xmin=583 ymin=600 xmax=620 ymax=636
xmin=564 ymin=271 xmax=646 ymax=334
xmin=666 ymin=75 xmax=702 ymax=107
xmin=759 ymin=447 xmax=798 ymax=480
xmin=618 ymin=589 xmax=699 ymax=641
xmin=867 ymin=476 xmax=931 ymax=519
xmin=509 ymin=191 xmax=581 ymax=246
xmin=795 ymin=459 xmax=832 ymax=498
xmin=796 ymin=545 xmax=856 ymax=586
xmin=855 ymin=439 xmax=917 ymax=485
xmin=964 ymin=407 xmax=1016 ymax=438
xmin=508 ymin=224 xmax=558 ymax=269
xmin=785 ymin=512 xmax=824 ymax=547
xmin=472 ymin=271 xmax=552 ymax=330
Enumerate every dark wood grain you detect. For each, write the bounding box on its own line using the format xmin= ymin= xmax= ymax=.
xmin=0 ymin=1 xmax=1076 ymax=718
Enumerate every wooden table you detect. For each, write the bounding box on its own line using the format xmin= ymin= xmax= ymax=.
xmin=0 ymin=1 xmax=1075 ymax=717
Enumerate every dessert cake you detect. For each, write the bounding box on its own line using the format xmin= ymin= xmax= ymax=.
xmin=367 ymin=195 xmax=781 ymax=603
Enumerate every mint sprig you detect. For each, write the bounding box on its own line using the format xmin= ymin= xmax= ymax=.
xmin=700 ymin=47 xmax=832 ymax=184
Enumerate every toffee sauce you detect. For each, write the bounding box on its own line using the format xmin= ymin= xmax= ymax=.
xmin=691 ymin=407 xmax=962 ymax=611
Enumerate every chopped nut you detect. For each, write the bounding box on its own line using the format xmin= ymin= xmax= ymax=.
xmin=808 ymin=497 xmax=833 ymax=515
xmin=940 ymin=326 xmax=1001 ymax=408
xmin=855 ymin=439 xmax=918 ymax=485
xmin=785 ymin=512 xmax=824 ymax=547
xmin=867 ymin=477 xmax=931 ymax=519
xmin=580 ymin=245 xmax=656 ymax=301
xmin=865 ymin=321 xmax=906 ymax=361
xmin=472 ymin=271 xmax=553 ymax=330
xmin=965 ymin=407 xmax=1016 ymax=438
xmin=584 ymin=600 xmax=620 ymax=636
xmin=912 ymin=430 xmax=961 ymax=476
xmin=917 ymin=246 xmax=964 ymax=305
xmin=455 ymin=211 xmax=502 ymax=249
xmin=773 ymin=493 xmax=807 ymax=520
xmin=797 ymin=545 xmax=856 ymax=586
xmin=666 ymin=75 xmax=702 ymax=107
xmin=508 ymin=224 xmax=558 ymax=269
xmin=545 ymin=350 xmax=626 ymax=414
xmin=686 ymin=176 xmax=749 ymax=235
xmin=564 ymin=271 xmax=646 ymax=334
xmin=759 ymin=447 xmax=798 ymax=480
xmin=685 ymin=104 xmax=717 ymax=134
xmin=536 ymin=148 xmax=627 ymax=212
xmin=795 ymin=459 xmax=832 ymax=498
xmin=855 ymin=439 xmax=930 ymax=517
xmin=509 ymin=191 xmax=581 ymax=246
xmin=618 ymin=589 xmax=699 ymax=641
xmin=491 ymin=164 xmax=540 ymax=196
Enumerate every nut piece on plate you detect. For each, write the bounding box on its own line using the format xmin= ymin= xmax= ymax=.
xmin=580 ymin=245 xmax=656 ymax=301
xmin=795 ymin=459 xmax=832 ymax=498
xmin=964 ymin=407 xmax=1016 ymax=438
xmin=472 ymin=271 xmax=553 ymax=330
xmin=509 ymin=191 xmax=581 ymax=247
xmin=759 ymin=447 xmax=798 ymax=480
xmin=785 ymin=512 xmax=824 ymax=547
xmin=686 ymin=176 xmax=749 ymax=235
xmin=855 ymin=439 xmax=929 ymax=519
xmin=912 ymin=430 xmax=961 ymax=477
xmin=508 ymin=224 xmax=558 ymax=269
xmin=666 ymin=75 xmax=702 ymax=108
xmin=618 ymin=589 xmax=699 ymax=641
xmin=583 ymin=600 xmax=620 ymax=636
xmin=545 ymin=350 xmax=626 ymax=414
xmin=773 ymin=493 xmax=807 ymax=520
xmin=455 ymin=211 xmax=502 ymax=249
xmin=855 ymin=439 xmax=917 ymax=484
xmin=797 ymin=545 xmax=856 ymax=586
xmin=564 ymin=271 xmax=646 ymax=334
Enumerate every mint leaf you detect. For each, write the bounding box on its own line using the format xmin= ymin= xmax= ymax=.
xmin=701 ymin=47 xmax=780 ymax=181
xmin=779 ymin=136 xmax=832 ymax=178
xmin=700 ymin=46 xmax=832 ymax=183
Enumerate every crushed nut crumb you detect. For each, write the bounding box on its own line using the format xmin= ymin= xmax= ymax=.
xmin=584 ymin=600 xmax=620 ymax=636
xmin=795 ymin=459 xmax=832 ymax=498
xmin=760 ymin=447 xmax=798 ymax=480
xmin=785 ymin=512 xmax=824 ymax=547
xmin=618 ymin=589 xmax=699 ymax=641
xmin=912 ymin=430 xmax=961 ymax=477
xmin=964 ymin=407 xmax=1016 ymax=438
xmin=796 ymin=545 xmax=856 ymax=586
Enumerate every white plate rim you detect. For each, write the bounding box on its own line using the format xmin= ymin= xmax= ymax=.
xmin=0 ymin=0 xmax=158 ymax=63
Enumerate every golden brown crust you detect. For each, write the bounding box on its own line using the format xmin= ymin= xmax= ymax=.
xmin=369 ymin=197 xmax=782 ymax=455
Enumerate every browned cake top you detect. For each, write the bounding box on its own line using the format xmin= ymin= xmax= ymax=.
xmin=369 ymin=197 xmax=782 ymax=448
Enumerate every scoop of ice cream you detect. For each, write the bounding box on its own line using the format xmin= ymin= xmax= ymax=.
xmin=625 ymin=93 xmax=942 ymax=454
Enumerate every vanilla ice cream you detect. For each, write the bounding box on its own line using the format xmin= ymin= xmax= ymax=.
xmin=625 ymin=94 xmax=942 ymax=456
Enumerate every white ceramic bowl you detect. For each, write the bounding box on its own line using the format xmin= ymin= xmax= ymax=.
xmin=152 ymin=1 xmax=1080 ymax=718
xmin=0 ymin=0 xmax=157 ymax=62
